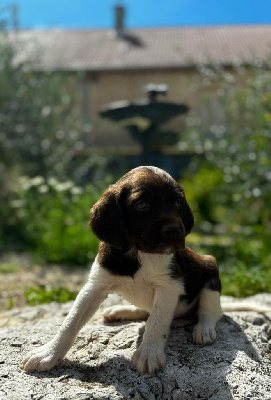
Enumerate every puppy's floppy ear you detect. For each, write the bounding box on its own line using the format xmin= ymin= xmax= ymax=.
xmin=183 ymin=199 xmax=194 ymax=236
xmin=178 ymin=184 xmax=194 ymax=236
xmin=89 ymin=189 xmax=125 ymax=249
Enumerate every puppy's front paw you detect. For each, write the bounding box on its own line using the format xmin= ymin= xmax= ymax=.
xmin=133 ymin=344 xmax=166 ymax=375
xmin=193 ymin=322 xmax=216 ymax=346
xmin=21 ymin=342 xmax=64 ymax=372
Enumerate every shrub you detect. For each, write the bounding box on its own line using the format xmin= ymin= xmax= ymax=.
xmin=182 ymin=168 xmax=224 ymax=225
xmin=0 ymin=21 xmax=108 ymax=257
xmin=5 ymin=176 xmax=103 ymax=265
xmin=182 ymin=61 xmax=271 ymax=296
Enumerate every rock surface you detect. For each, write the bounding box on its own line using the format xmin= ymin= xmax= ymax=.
xmin=0 ymin=294 xmax=270 ymax=400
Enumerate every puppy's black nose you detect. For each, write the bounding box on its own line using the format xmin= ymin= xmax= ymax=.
xmin=162 ymin=224 xmax=181 ymax=235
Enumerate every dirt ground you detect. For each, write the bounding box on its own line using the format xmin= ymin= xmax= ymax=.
xmin=0 ymin=253 xmax=89 ymax=310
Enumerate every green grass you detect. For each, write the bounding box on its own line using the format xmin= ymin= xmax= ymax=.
xmin=187 ymin=231 xmax=271 ymax=298
xmin=24 ymin=285 xmax=78 ymax=306
xmin=0 ymin=261 xmax=19 ymax=273
xmin=220 ymin=263 xmax=271 ymax=298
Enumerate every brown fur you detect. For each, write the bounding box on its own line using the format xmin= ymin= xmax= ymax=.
xmin=22 ymin=166 xmax=223 ymax=376
xmin=90 ymin=166 xmax=194 ymax=253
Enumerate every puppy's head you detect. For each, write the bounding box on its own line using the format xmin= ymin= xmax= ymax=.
xmin=90 ymin=166 xmax=194 ymax=253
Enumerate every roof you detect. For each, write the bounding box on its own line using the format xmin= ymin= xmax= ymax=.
xmin=6 ymin=25 xmax=271 ymax=72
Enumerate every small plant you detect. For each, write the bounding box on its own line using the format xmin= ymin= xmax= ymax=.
xmin=0 ymin=261 xmax=19 ymax=273
xmin=24 ymin=285 xmax=77 ymax=306
xmin=220 ymin=263 xmax=271 ymax=298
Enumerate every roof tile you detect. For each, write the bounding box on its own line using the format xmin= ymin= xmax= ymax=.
xmin=6 ymin=25 xmax=271 ymax=71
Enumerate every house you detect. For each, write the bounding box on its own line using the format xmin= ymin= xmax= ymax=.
xmin=6 ymin=6 xmax=271 ymax=175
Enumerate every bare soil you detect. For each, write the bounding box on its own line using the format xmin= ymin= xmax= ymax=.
xmin=0 ymin=253 xmax=89 ymax=310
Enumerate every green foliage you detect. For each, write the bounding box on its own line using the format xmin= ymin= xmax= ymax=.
xmin=182 ymin=168 xmax=224 ymax=224
xmin=220 ymin=263 xmax=271 ymax=298
xmin=182 ymin=61 xmax=271 ymax=296
xmin=4 ymin=176 xmax=102 ymax=264
xmin=24 ymin=285 xmax=77 ymax=306
xmin=184 ymin=62 xmax=271 ymax=228
xmin=220 ymin=244 xmax=271 ymax=297
xmin=0 ymin=17 xmax=108 ymax=263
xmin=0 ymin=38 xmax=79 ymax=179
xmin=0 ymin=32 xmax=108 ymax=188
xmin=223 ymin=228 xmax=271 ymax=296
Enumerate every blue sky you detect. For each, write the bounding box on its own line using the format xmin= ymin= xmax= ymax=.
xmin=1 ymin=0 xmax=271 ymax=29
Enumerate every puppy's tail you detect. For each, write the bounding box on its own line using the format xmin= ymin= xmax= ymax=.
xmin=221 ymin=303 xmax=271 ymax=314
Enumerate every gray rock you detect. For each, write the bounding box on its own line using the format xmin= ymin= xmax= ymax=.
xmin=0 ymin=294 xmax=270 ymax=399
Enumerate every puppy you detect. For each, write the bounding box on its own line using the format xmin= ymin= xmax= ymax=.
xmin=22 ymin=166 xmax=222 ymax=375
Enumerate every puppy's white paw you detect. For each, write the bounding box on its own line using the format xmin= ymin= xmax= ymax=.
xmin=133 ymin=344 xmax=166 ymax=375
xmin=21 ymin=342 xmax=64 ymax=372
xmin=193 ymin=322 xmax=216 ymax=346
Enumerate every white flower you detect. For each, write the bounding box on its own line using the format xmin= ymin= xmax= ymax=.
xmin=55 ymin=181 xmax=74 ymax=192
xmin=10 ymin=199 xmax=25 ymax=208
xmin=31 ymin=176 xmax=45 ymax=186
xmin=20 ymin=178 xmax=32 ymax=190
xmin=41 ymin=106 xmax=51 ymax=117
xmin=70 ymin=187 xmax=83 ymax=195
xmin=48 ymin=177 xmax=59 ymax=186
xmin=252 ymin=188 xmax=261 ymax=198
xmin=38 ymin=185 xmax=49 ymax=193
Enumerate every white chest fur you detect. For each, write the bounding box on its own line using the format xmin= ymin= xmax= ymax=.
xmin=106 ymin=251 xmax=185 ymax=313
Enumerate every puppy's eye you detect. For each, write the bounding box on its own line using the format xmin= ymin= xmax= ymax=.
xmin=175 ymin=200 xmax=182 ymax=209
xmin=136 ymin=200 xmax=148 ymax=210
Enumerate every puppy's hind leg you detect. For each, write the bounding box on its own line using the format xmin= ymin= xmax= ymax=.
xmin=103 ymin=305 xmax=149 ymax=322
xmin=193 ymin=288 xmax=222 ymax=346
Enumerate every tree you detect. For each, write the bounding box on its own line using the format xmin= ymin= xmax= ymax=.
xmin=183 ymin=62 xmax=271 ymax=230
xmin=181 ymin=62 xmax=271 ymax=296
xmin=0 ymin=15 xmax=106 ymax=254
xmin=0 ymin=33 xmax=83 ymax=180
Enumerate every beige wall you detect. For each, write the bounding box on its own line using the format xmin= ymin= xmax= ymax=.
xmin=87 ymin=69 xmax=195 ymax=116
xmin=78 ymin=67 xmax=248 ymax=150
xmin=86 ymin=67 xmax=247 ymax=116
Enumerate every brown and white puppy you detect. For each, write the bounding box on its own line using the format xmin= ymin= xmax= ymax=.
xmin=22 ymin=166 xmax=222 ymax=375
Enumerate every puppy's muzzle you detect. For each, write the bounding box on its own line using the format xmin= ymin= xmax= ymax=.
xmin=162 ymin=223 xmax=182 ymax=236
xmin=139 ymin=219 xmax=185 ymax=254
xmin=161 ymin=223 xmax=185 ymax=247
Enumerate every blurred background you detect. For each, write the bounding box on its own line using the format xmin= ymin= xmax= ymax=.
xmin=0 ymin=0 xmax=270 ymax=308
